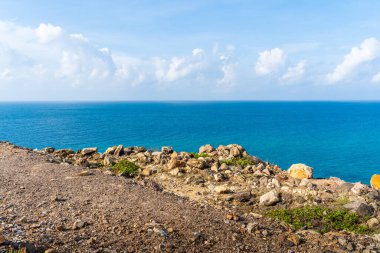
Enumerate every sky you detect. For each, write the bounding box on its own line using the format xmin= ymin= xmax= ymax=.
xmin=1 ymin=0 xmax=380 ymax=101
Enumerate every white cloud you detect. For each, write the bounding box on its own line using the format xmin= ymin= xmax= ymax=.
xmin=255 ymin=48 xmax=286 ymax=76
xmin=35 ymin=23 xmax=62 ymax=43
xmin=326 ymin=38 xmax=380 ymax=83
xmin=216 ymin=45 xmax=237 ymax=87
xmin=282 ymin=60 xmax=306 ymax=82
xmin=0 ymin=21 xmax=117 ymax=88
xmin=153 ymin=49 xmax=206 ymax=82
xmin=372 ymin=72 xmax=380 ymax=83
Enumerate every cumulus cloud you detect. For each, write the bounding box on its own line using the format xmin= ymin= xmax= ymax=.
xmin=0 ymin=20 xmax=240 ymax=98
xmin=326 ymin=38 xmax=380 ymax=83
xmin=153 ymin=49 xmax=206 ymax=82
xmin=282 ymin=60 xmax=306 ymax=82
xmin=0 ymin=21 xmax=117 ymax=88
xmin=255 ymin=48 xmax=286 ymax=76
xmin=35 ymin=23 xmax=62 ymax=43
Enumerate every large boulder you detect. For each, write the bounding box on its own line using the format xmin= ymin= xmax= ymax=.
xmin=81 ymin=147 xmax=98 ymax=156
xmin=199 ymin=144 xmax=214 ymax=154
xmin=259 ymin=190 xmax=280 ymax=206
xmin=287 ymin=164 xmax=313 ymax=179
xmin=371 ymin=174 xmax=380 ymax=190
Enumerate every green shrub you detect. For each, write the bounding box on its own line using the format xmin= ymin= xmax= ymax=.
xmin=190 ymin=152 xmax=210 ymax=158
xmin=220 ymin=157 xmax=253 ymax=167
xmin=112 ymin=159 xmax=140 ymax=177
xmin=266 ymin=206 xmax=369 ymax=234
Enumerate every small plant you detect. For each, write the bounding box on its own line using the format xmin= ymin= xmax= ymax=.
xmin=266 ymin=206 xmax=369 ymax=234
xmin=190 ymin=152 xmax=210 ymax=158
xmin=221 ymin=157 xmax=253 ymax=167
xmin=334 ymin=196 xmax=350 ymax=206
xmin=112 ymin=159 xmax=140 ymax=177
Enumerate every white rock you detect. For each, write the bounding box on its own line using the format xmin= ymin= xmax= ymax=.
xmin=259 ymin=190 xmax=280 ymax=206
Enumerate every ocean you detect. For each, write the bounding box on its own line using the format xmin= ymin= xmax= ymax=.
xmin=1 ymin=101 xmax=379 ymax=183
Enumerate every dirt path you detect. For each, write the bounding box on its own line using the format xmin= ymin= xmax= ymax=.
xmin=0 ymin=143 xmax=374 ymax=252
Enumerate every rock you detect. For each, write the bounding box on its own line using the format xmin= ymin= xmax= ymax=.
xmin=103 ymin=156 xmax=116 ymax=167
xmin=259 ymin=190 xmax=280 ymax=206
xmin=344 ymin=200 xmax=375 ymax=217
xmin=105 ymin=146 xmax=116 ymax=155
xmin=367 ymin=218 xmax=380 ymax=228
xmin=77 ymin=170 xmax=92 ymax=176
xmin=340 ymin=183 xmax=354 ymax=192
xmin=230 ymin=147 xmax=241 ymax=157
xmin=214 ymin=185 xmax=231 ymax=194
xmin=42 ymin=147 xmax=55 ymax=153
xmin=187 ymin=159 xmax=206 ymax=169
xmin=141 ymin=168 xmax=154 ymax=176
xmin=371 ymin=174 xmax=380 ymax=190
xmin=250 ymin=213 xmax=263 ymax=219
xmin=220 ymin=163 xmax=229 ymax=170
xmin=368 ymin=190 xmax=380 ymax=201
xmin=169 ymin=168 xmax=180 ymax=176
xmin=214 ymin=173 xmax=223 ymax=182
xmin=210 ymin=164 xmax=219 ymax=172
xmin=54 ymin=149 xmax=75 ymax=157
xmin=161 ymin=146 xmax=173 ymax=154
xmin=114 ymin=145 xmax=124 ymax=157
xmin=246 ymin=222 xmax=257 ymax=233
xmin=75 ymin=157 xmax=89 ymax=167
xmin=167 ymin=158 xmax=186 ymax=170
xmin=72 ymin=220 xmax=85 ymax=230
xmin=350 ymin=182 xmax=369 ymax=195
xmin=287 ymin=164 xmax=313 ymax=179
xmin=82 ymin=147 xmax=98 ymax=156
xmin=199 ymin=144 xmax=214 ymax=154
xmin=287 ymin=234 xmax=301 ymax=246
xmin=232 ymin=192 xmax=251 ymax=202
xmin=153 ymin=227 xmax=168 ymax=237
xmin=226 ymin=213 xmax=239 ymax=221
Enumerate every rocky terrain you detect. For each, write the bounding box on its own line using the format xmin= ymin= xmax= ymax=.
xmin=2 ymin=141 xmax=380 ymax=252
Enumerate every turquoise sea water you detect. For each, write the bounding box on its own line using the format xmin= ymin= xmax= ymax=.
xmin=1 ymin=102 xmax=380 ymax=183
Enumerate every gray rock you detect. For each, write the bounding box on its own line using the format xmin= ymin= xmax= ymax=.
xmin=344 ymin=200 xmax=375 ymax=217
xmin=259 ymin=190 xmax=280 ymax=206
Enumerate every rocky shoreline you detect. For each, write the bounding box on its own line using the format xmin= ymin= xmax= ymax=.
xmin=2 ymin=141 xmax=380 ymax=252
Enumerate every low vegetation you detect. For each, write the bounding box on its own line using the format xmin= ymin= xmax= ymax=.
xmin=221 ymin=157 xmax=254 ymax=167
xmin=112 ymin=159 xmax=140 ymax=177
xmin=266 ymin=206 xmax=369 ymax=234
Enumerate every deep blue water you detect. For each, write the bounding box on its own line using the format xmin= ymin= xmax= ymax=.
xmin=1 ymin=102 xmax=380 ymax=183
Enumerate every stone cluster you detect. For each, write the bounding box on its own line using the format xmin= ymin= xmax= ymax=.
xmin=40 ymin=143 xmax=380 ymax=228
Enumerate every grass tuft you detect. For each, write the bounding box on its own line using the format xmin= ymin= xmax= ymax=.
xmin=112 ymin=159 xmax=140 ymax=177
xmin=266 ymin=206 xmax=369 ymax=234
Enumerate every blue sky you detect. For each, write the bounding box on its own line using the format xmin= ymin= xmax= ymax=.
xmin=1 ymin=0 xmax=380 ymax=100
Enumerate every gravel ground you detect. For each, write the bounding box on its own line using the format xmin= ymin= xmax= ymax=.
xmin=0 ymin=143 xmax=376 ymax=252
